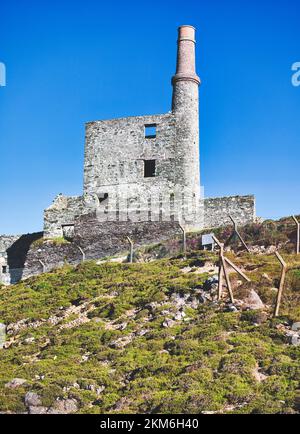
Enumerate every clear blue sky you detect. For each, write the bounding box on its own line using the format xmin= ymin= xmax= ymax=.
xmin=0 ymin=0 xmax=299 ymax=234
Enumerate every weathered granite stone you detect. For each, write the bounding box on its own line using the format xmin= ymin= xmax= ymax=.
xmin=25 ymin=392 xmax=42 ymax=407
xmin=204 ymin=195 xmax=255 ymax=229
xmin=5 ymin=378 xmax=27 ymax=389
xmin=241 ymin=289 xmax=264 ymax=310
xmin=47 ymin=399 xmax=78 ymax=414
xmin=0 ymin=323 xmax=6 ymax=348
xmin=28 ymin=406 xmax=48 ymax=414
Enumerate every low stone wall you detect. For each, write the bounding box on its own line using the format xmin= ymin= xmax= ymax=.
xmin=23 ymin=242 xmax=83 ymax=278
xmin=0 ymin=235 xmax=20 ymax=256
xmin=2 ymin=195 xmax=256 ymax=283
xmin=74 ymin=213 xmax=182 ymax=258
xmin=44 ymin=194 xmax=87 ymax=238
xmin=0 ymin=233 xmax=43 ymax=283
xmin=204 ymin=195 xmax=255 ymax=229
xmin=23 ymin=214 xmax=182 ymax=278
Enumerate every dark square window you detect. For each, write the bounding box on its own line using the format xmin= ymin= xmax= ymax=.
xmin=144 ymin=160 xmax=156 ymax=177
xmin=145 ymin=124 xmax=156 ymax=138
xmin=2 ymin=266 xmax=7 ymax=274
xmin=98 ymin=193 xmax=108 ymax=204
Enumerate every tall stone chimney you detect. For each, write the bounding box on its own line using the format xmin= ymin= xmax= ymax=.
xmin=172 ymin=25 xmax=200 ymax=94
xmin=172 ymin=25 xmax=201 ymax=224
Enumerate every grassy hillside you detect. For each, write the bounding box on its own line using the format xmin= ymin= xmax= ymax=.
xmin=0 ymin=240 xmax=299 ymax=414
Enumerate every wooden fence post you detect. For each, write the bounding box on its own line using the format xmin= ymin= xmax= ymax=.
xmin=292 ymin=215 xmax=300 ymax=255
xmin=126 ymin=237 xmax=134 ymax=263
xmin=212 ymin=235 xmax=224 ymax=300
xmin=221 ymin=255 xmax=235 ymax=304
xmin=179 ymin=224 xmax=187 ymax=257
xmin=212 ymin=234 xmax=251 ymax=304
xmin=76 ymin=245 xmax=85 ymax=262
xmin=229 ymin=215 xmax=250 ymax=253
xmin=274 ymin=251 xmax=287 ymax=317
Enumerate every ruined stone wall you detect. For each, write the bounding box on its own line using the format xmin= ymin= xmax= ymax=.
xmin=203 ymin=195 xmax=256 ymax=229
xmin=0 ymin=235 xmax=20 ymax=257
xmin=82 ymin=112 xmax=203 ymax=231
xmin=83 ymin=113 xmax=177 ymax=197
xmin=2 ymin=195 xmax=255 ymax=283
xmin=0 ymin=232 xmax=43 ymax=284
xmin=23 ymin=214 xmax=182 ymax=278
xmin=74 ymin=213 xmax=182 ymax=258
xmin=23 ymin=242 xmax=83 ymax=278
xmin=43 ymin=194 xmax=87 ymax=238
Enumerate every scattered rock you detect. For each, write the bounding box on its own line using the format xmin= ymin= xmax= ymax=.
xmin=7 ymin=318 xmax=45 ymax=336
xmin=226 ymin=304 xmax=239 ymax=312
xmin=0 ymin=323 xmax=6 ymax=349
xmin=5 ymin=378 xmax=27 ymax=389
xmin=286 ymin=331 xmax=300 ymax=346
xmin=170 ymin=293 xmax=188 ymax=308
xmin=174 ymin=311 xmax=186 ymax=320
xmin=249 ymin=245 xmax=277 ymax=255
xmin=240 ymin=289 xmax=264 ymax=310
xmin=110 ymin=334 xmax=134 ymax=348
xmin=137 ymin=329 xmax=149 ymax=336
xmin=189 ymin=298 xmax=199 ymax=309
xmin=29 ymin=406 xmax=48 ymax=414
xmin=244 ymin=311 xmax=268 ymax=325
xmin=180 ymin=266 xmax=192 ymax=274
xmin=48 ymin=398 xmax=78 ymax=414
xmin=252 ymin=365 xmax=268 ymax=382
xmin=292 ymin=322 xmax=300 ymax=332
xmin=34 ymin=374 xmax=45 ymax=380
xmin=81 ymin=352 xmax=91 ymax=362
xmin=24 ymin=337 xmax=35 ymax=344
xmin=203 ymin=276 xmax=218 ymax=292
xmin=96 ymin=386 xmax=105 ymax=396
xmin=25 ymin=392 xmax=42 ymax=407
xmin=162 ymin=318 xmax=175 ymax=328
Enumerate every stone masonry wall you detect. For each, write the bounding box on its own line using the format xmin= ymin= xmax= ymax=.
xmin=204 ymin=195 xmax=255 ymax=229
xmin=44 ymin=194 xmax=87 ymax=238
xmin=0 ymin=232 xmax=43 ymax=284
xmin=23 ymin=213 xmax=182 ymax=278
xmin=3 ymin=196 xmax=255 ymax=283
xmin=83 ymin=113 xmax=203 ymax=231
xmin=83 ymin=114 xmax=177 ymax=196
xmin=0 ymin=235 xmax=20 ymax=257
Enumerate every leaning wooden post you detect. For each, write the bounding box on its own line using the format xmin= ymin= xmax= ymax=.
xmin=223 ymin=257 xmax=251 ymax=282
xmin=212 ymin=235 xmax=224 ymax=301
xmin=229 ymin=214 xmax=250 ymax=253
xmin=221 ymin=255 xmax=235 ymax=304
xmin=292 ymin=216 xmax=300 ymax=255
xmin=76 ymin=245 xmax=85 ymax=262
xmin=212 ymin=235 xmax=250 ymax=304
xmin=126 ymin=237 xmax=134 ymax=263
xmin=274 ymin=251 xmax=287 ymax=317
xmin=178 ymin=224 xmax=187 ymax=257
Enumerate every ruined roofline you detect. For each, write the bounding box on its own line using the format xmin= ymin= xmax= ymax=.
xmin=205 ymin=194 xmax=255 ymax=200
xmin=85 ymin=112 xmax=173 ymax=126
xmin=0 ymin=233 xmax=34 ymax=239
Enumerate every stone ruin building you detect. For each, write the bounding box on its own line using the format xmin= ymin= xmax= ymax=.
xmin=0 ymin=25 xmax=255 ymax=284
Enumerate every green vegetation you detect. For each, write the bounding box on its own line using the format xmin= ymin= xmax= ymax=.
xmin=32 ymin=237 xmax=70 ymax=248
xmin=0 ymin=246 xmax=299 ymax=414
